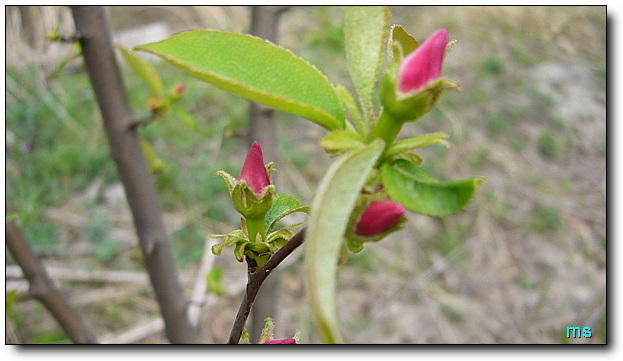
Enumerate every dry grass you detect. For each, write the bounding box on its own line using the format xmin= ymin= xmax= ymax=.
xmin=5 ymin=6 xmax=606 ymax=344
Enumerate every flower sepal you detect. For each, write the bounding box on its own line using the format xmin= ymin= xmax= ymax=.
xmin=381 ymin=71 xmax=455 ymax=124
xmin=256 ymin=317 xmax=301 ymax=345
xmin=232 ymin=180 xmax=276 ymax=220
xmin=210 ymin=219 xmax=302 ymax=269
xmin=215 ymin=167 xmax=276 ymax=220
xmin=379 ymin=28 xmax=458 ymax=125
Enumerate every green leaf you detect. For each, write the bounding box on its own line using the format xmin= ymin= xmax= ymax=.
xmin=211 ymin=242 xmax=225 ymax=256
xmin=170 ymin=104 xmax=197 ymax=130
xmin=5 ymin=213 xmax=19 ymax=223
xmin=140 ymin=138 xmax=164 ymax=175
xmin=383 ymin=132 xmax=451 ymax=159
xmin=206 ymin=266 xmax=228 ymax=297
xmin=264 ymin=194 xmax=309 ymax=233
xmin=135 ymin=30 xmax=345 ymax=130
xmin=116 ymin=45 xmax=164 ymax=99
xmin=209 ymin=229 xmax=247 ymax=256
xmin=6 ymin=289 xmax=17 ymax=316
xmin=335 ymin=85 xmax=365 ymax=137
xmin=266 ymin=227 xmax=300 ymax=251
xmin=381 ymin=159 xmax=485 ymax=216
xmin=234 ymin=241 xmax=250 ymax=262
xmin=344 ymin=6 xmax=389 ymax=123
xmin=320 ymin=130 xmax=365 ymax=154
xmin=240 ymin=330 xmax=250 ymax=344
xmin=305 ymin=139 xmax=385 ymax=344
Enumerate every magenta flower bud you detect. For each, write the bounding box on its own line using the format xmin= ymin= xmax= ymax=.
xmin=175 ymin=83 xmax=185 ymax=96
xmin=239 ymin=142 xmax=271 ymax=198
xmin=265 ymin=338 xmax=297 ymax=344
xmin=355 ymin=200 xmax=406 ymax=237
xmin=397 ymin=29 xmax=448 ymax=94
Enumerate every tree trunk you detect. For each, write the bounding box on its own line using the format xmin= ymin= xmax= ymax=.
xmin=71 ymin=6 xmax=197 ymax=344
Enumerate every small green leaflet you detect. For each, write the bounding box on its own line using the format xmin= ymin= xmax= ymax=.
xmin=320 ymin=130 xmax=365 ymax=154
xmin=170 ymin=104 xmax=197 ymax=130
xmin=264 ymin=194 xmax=309 ymax=233
xmin=382 ymin=159 xmax=485 ymax=216
xmin=117 ymin=45 xmax=164 ymax=99
xmin=383 ymin=132 xmax=451 ymax=159
xmin=206 ymin=266 xmax=227 ymax=297
xmin=335 ymin=85 xmax=364 ymax=137
xmin=140 ymin=138 xmax=164 ymax=175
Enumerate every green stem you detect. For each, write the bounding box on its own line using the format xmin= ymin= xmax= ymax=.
xmin=246 ymin=216 xmax=266 ymax=243
xmin=368 ymin=110 xmax=404 ymax=149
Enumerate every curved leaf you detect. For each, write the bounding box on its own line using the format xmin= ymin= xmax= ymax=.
xmin=135 ymin=30 xmax=344 ymax=130
xmin=344 ymin=6 xmax=389 ymax=123
xmin=335 ymin=85 xmax=364 ymax=137
xmin=383 ymin=132 xmax=451 ymax=159
xmin=381 ymin=159 xmax=485 ymax=216
xmin=171 ymin=104 xmax=197 ymax=130
xmin=116 ymin=45 xmax=164 ymax=99
xmin=320 ymin=130 xmax=365 ymax=154
xmin=305 ymin=139 xmax=385 ymax=344
xmin=140 ymin=138 xmax=164 ymax=175
xmin=264 ymin=194 xmax=309 ymax=233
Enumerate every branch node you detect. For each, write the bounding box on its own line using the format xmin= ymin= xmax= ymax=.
xmin=29 ymin=274 xmax=50 ymax=300
xmin=141 ymin=237 xmax=157 ymax=257
xmin=48 ymin=32 xmax=85 ymax=43
xmin=128 ymin=111 xmax=160 ymax=130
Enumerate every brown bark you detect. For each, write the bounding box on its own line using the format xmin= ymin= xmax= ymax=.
xmin=228 ymin=228 xmax=305 ymax=344
xmin=70 ymin=6 xmax=197 ymax=343
xmin=6 ymin=220 xmax=98 ymax=344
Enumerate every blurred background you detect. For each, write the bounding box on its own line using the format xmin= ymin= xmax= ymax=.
xmin=5 ymin=6 xmax=606 ymax=344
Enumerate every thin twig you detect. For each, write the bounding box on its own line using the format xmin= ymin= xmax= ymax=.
xmin=227 ymin=228 xmax=306 ymax=344
xmin=6 ymin=220 xmax=98 ymax=344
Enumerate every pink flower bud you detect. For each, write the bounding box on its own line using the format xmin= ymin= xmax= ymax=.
xmin=175 ymin=83 xmax=185 ymax=96
xmin=239 ymin=142 xmax=271 ymax=197
xmin=265 ymin=338 xmax=297 ymax=344
xmin=397 ymin=29 xmax=448 ymax=94
xmin=355 ymin=200 xmax=406 ymax=237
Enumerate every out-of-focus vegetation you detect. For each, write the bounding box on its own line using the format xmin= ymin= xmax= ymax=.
xmin=6 ymin=6 xmax=606 ymax=344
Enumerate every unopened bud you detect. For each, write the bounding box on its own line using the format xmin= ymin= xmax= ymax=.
xmin=397 ymin=29 xmax=448 ymax=94
xmin=239 ymin=142 xmax=272 ymax=198
xmin=355 ymin=200 xmax=406 ymax=237
xmin=265 ymin=338 xmax=297 ymax=344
